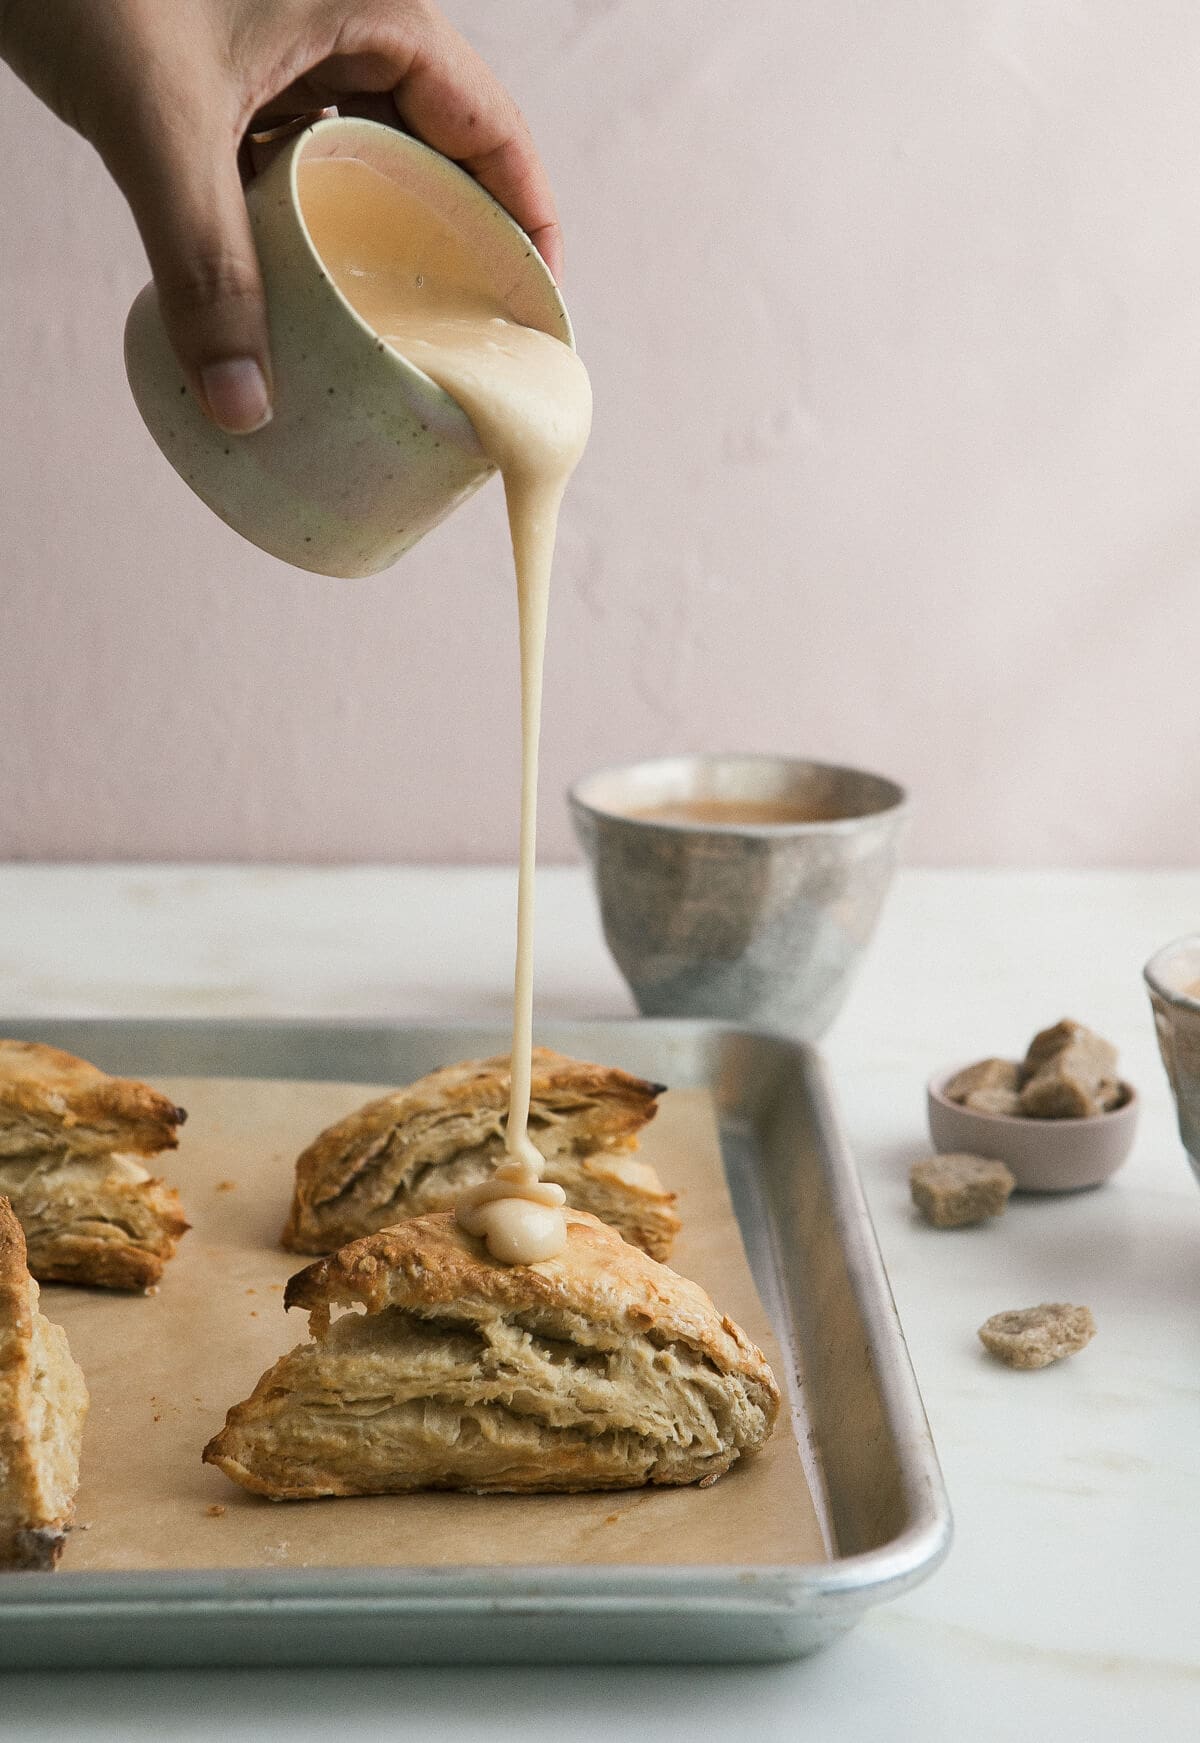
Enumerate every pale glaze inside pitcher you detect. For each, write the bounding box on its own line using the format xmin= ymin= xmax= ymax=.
xmin=124 ymin=117 xmax=573 ymax=579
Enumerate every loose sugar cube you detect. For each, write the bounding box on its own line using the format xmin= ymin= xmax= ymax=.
xmin=1018 ymin=1019 xmax=1121 ymax=1119
xmin=978 ymin=1302 xmax=1096 ymax=1369
xmin=961 ymin=1086 xmax=1023 ymax=1117
xmin=943 ymin=1059 xmax=1020 ymax=1105
xmin=910 ymin=1153 xmax=1016 ymax=1228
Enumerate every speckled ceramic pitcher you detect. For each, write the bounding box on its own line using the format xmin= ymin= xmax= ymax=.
xmin=124 ymin=117 xmax=572 ymax=579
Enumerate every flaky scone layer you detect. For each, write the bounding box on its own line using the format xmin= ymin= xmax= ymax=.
xmin=0 ymin=1154 xmax=190 ymax=1291
xmin=205 ymin=1211 xmax=778 ymax=1498
xmin=0 ymin=1040 xmax=185 ymax=1162
xmin=0 ymin=1198 xmax=88 ymax=1567
xmin=281 ymin=1048 xmax=679 ymax=1259
xmin=0 ymin=1042 xmax=189 ymax=1289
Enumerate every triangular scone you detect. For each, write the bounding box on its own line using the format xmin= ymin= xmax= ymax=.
xmin=0 ymin=1198 xmax=88 ymax=1568
xmin=281 ymin=1049 xmax=681 ymax=1261
xmin=205 ymin=1211 xmax=778 ymax=1498
xmin=0 ymin=1041 xmax=189 ymax=1290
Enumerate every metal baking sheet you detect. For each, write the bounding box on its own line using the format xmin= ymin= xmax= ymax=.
xmin=0 ymin=1017 xmax=950 ymax=1666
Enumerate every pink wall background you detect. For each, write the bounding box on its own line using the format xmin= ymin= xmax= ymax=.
xmin=2 ymin=1 xmax=1199 ymax=865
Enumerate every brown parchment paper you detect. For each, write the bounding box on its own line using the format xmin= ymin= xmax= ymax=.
xmin=48 ymin=1076 xmax=827 ymax=1572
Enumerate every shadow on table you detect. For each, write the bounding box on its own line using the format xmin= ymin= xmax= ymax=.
xmin=0 ymin=1633 xmax=919 ymax=1742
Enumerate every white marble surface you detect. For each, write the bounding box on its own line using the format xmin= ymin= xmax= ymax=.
xmin=2 ymin=864 xmax=1199 ymax=1738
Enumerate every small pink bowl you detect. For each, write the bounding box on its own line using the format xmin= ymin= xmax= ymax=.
xmin=926 ymin=1065 xmax=1139 ymax=1192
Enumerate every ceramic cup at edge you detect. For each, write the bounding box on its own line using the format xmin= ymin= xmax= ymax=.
xmin=1144 ymin=934 xmax=1200 ymax=1188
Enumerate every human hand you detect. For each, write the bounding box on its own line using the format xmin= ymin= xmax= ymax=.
xmin=0 ymin=0 xmax=561 ymax=433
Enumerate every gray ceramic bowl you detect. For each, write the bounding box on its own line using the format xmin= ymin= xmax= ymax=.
xmin=926 ymin=1065 xmax=1139 ymax=1192
xmin=1144 ymin=934 xmax=1200 ymax=1188
xmin=568 ymin=753 xmax=907 ymax=1039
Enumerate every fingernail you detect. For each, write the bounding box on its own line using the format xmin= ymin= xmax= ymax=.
xmin=200 ymin=358 xmax=272 ymax=434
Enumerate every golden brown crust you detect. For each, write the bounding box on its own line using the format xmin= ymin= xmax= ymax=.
xmin=205 ymin=1211 xmax=778 ymax=1499
xmin=0 ymin=1198 xmax=33 ymax=1343
xmin=0 ymin=1040 xmax=186 ymax=1161
xmin=285 ymin=1211 xmax=766 ymax=1377
xmin=0 ymin=1197 xmax=89 ymax=1567
xmin=281 ymin=1048 xmax=675 ymax=1257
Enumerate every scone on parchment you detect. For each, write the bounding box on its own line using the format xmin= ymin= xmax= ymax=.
xmin=205 ymin=1210 xmax=777 ymax=1498
xmin=0 ymin=1040 xmax=189 ymax=1289
xmin=281 ymin=1049 xmax=681 ymax=1261
xmin=0 ymin=1198 xmax=88 ymax=1568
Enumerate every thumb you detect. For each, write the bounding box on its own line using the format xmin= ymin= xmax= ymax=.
xmin=109 ymin=106 xmax=273 ymax=436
